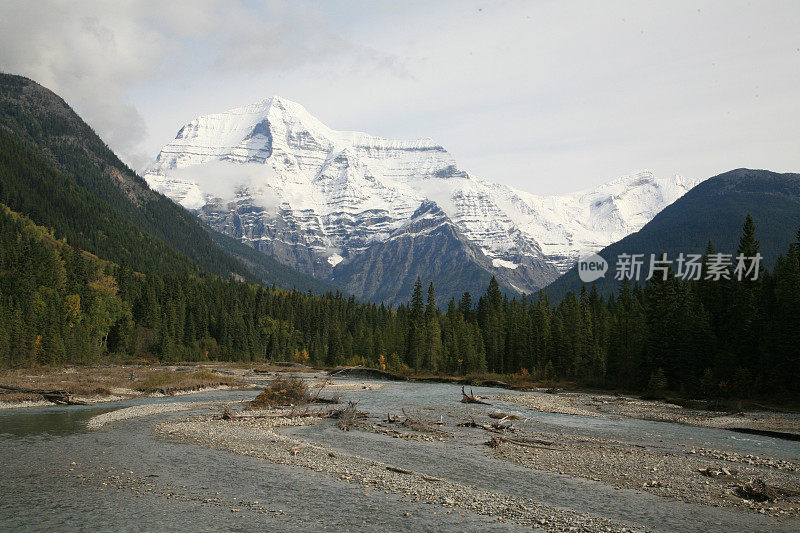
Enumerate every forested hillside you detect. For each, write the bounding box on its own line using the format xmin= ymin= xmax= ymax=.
xmin=2 ymin=201 xmax=798 ymax=398
xmin=1 ymin=74 xmax=798 ymax=401
xmin=0 ymin=128 xmax=204 ymax=276
xmin=0 ymin=203 xmax=368 ymax=366
xmin=0 ymin=73 xmax=339 ymax=292
xmin=0 ymin=73 xmax=248 ymax=277
xmin=546 ymin=169 xmax=800 ymax=300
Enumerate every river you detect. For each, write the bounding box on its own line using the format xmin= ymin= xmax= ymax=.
xmin=1 ymin=380 xmax=798 ymax=532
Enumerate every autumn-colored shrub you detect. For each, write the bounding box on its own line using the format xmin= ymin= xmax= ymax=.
xmin=251 ymin=376 xmax=309 ymax=409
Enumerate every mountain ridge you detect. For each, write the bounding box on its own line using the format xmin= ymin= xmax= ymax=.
xmin=145 ymin=95 xmax=699 ymax=303
xmin=544 ymin=168 xmax=800 ymax=301
xmin=0 ymin=73 xmax=332 ymax=293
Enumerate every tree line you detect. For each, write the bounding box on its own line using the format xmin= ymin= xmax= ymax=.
xmin=1 ymin=205 xmax=798 ymax=399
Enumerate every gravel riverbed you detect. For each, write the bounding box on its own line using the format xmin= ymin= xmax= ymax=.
xmin=87 ymin=402 xmax=204 ymax=429
xmin=34 ymin=376 xmax=797 ymax=531
xmin=497 ymin=391 xmax=800 ymax=433
xmin=157 ymin=409 xmax=640 ymax=532
xmin=488 ymin=428 xmax=800 ymax=518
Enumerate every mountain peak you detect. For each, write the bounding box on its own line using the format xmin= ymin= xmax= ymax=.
xmin=401 ymin=200 xmax=449 ymax=228
xmin=144 ymin=95 xmax=700 ymax=302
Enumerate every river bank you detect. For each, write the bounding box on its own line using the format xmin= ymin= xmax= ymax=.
xmin=150 ymin=384 xmax=800 ymax=524
xmin=5 ymin=364 xmax=798 ymax=431
xmin=156 ymin=408 xmax=632 ymax=532
xmin=4 ymin=377 xmax=800 ymax=531
xmin=496 ymin=391 xmax=800 ymax=435
xmin=0 ymin=364 xmax=266 ymax=408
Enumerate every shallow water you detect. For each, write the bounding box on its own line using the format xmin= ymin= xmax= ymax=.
xmin=0 ymin=381 xmax=797 ymax=532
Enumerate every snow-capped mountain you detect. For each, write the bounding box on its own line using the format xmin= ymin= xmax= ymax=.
xmin=484 ymin=171 xmax=704 ymax=271
xmin=144 ymin=96 xmax=702 ymax=303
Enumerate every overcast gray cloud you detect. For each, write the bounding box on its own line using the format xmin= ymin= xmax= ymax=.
xmin=0 ymin=0 xmax=401 ymax=169
xmin=1 ymin=0 xmax=798 ymax=193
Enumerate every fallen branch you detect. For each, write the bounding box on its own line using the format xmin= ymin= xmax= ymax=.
xmin=489 ymin=412 xmax=519 ymax=420
xmin=460 ymin=386 xmax=491 ymax=405
xmin=333 ymin=401 xmax=366 ymax=430
xmin=486 ymin=435 xmax=555 ymax=448
xmin=400 ymin=409 xmax=447 ymax=434
xmin=491 ymin=419 xmax=515 ymax=432
xmin=385 ymin=466 xmax=443 ymax=482
xmin=457 ymin=418 xmax=481 ymax=428
xmin=457 ymin=417 xmax=513 ymax=433
xmin=0 ymin=383 xmax=88 ymax=405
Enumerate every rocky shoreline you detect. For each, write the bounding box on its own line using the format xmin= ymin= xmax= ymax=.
xmin=149 ymin=383 xmax=800 ymax=529
xmin=497 ymin=391 xmax=800 ymax=434
xmin=489 ymin=428 xmax=800 ymax=519
xmin=157 ymin=409 xmax=639 ymax=532
xmin=10 ymin=371 xmax=799 ymax=530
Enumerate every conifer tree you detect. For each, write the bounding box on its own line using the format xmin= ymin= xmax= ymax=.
xmin=737 ymin=214 xmax=760 ymax=257
xmin=458 ymin=291 xmax=472 ymax=318
xmin=426 ymin=282 xmax=437 ymax=316
xmin=411 ymin=277 xmax=424 ymax=321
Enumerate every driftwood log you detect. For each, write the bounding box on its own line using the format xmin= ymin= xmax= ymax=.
xmin=489 ymin=412 xmax=519 ymax=420
xmin=310 ymin=396 xmax=340 ymax=404
xmin=385 ymin=466 xmax=444 ymax=483
xmin=222 ymin=408 xmax=332 ymax=420
xmin=0 ymin=383 xmax=88 ymax=405
xmin=328 ymin=366 xmax=405 ymax=381
xmin=460 ymin=386 xmax=491 ymax=405
xmin=457 ymin=417 xmax=514 ymax=433
xmin=486 ymin=435 xmax=555 ymax=448
xmin=334 ymin=401 xmax=367 ymax=430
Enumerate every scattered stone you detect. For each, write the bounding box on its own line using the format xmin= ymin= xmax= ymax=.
xmin=734 ymin=478 xmax=778 ymax=502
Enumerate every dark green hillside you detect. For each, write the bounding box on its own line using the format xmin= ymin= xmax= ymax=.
xmin=546 ymin=169 xmax=800 ymax=300
xmin=0 ymin=72 xmax=333 ymax=293
xmin=0 ymin=129 xmax=201 ymax=276
xmin=0 ymin=203 xmax=482 ymax=372
xmin=0 ymin=72 xmax=248 ymax=278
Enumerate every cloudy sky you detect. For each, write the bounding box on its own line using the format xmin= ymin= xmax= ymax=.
xmin=1 ymin=0 xmax=798 ymax=194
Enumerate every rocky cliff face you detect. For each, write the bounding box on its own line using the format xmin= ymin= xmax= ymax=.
xmin=144 ymin=96 xmax=700 ymax=303
xmin=331 ymin=202 xmax=523 ymax=305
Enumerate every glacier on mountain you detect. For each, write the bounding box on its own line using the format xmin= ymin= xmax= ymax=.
xmin=144 ymin=96 xmax=702 ymax=296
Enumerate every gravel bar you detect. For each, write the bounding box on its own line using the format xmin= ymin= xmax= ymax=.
xmin=158 ymin=412 xmax=643 ymax=532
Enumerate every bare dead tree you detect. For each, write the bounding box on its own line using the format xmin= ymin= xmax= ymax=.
xmin=460 ymin=386 xmax=491 ymax=405
xmin=0 ymin=383 xmax=88 ymax=405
